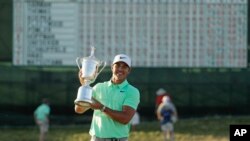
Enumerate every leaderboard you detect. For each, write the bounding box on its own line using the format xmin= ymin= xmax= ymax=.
xmin=13 ymin=0 xmax=79 ymax=65
xmin=13 ymin=0 xmax=248 ymax=67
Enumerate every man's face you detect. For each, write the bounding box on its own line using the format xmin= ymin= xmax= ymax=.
xmin=111 ymin=62 xmax=130 ymax=83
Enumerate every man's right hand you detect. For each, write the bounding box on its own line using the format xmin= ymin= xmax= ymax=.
xmin=78 ymin=70 xmax=85 ymax=85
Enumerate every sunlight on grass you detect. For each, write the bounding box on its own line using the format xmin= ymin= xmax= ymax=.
xmin=0 ymin=116 xmax=249 ymax=141
xmin=175 ymin=133 xmax=228 ymax=141
xmin=130 ymin=131 xmax=228 ymax=141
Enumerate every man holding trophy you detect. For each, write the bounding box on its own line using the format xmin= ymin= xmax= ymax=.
xmin=74 ymin=48 xmax=140 ymax=141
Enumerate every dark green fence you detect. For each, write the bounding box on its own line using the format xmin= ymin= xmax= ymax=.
xmin=1 ymin=63 xmax=250 ymax=120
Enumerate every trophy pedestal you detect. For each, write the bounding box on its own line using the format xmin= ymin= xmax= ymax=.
xmin=75 ymin=101 xmax=92 ymax=107
xmin=74 ymin=85 xmax=93 ymax=107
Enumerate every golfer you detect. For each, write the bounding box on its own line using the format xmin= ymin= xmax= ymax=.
xmin=75 ymin=54 xmax=140 ymax=141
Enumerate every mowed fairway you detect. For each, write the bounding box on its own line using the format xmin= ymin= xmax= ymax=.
xmin=1 ymin=116 xmax=249 ymax=141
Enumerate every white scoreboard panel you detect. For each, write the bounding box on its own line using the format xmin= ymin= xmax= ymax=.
xmin=13 ymin=0 xmax=248 ymax=67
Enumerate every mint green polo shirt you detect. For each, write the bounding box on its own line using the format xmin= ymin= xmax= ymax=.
xmin=89 ymin=80 xmax=140 ymax=138
xmin=34 ymin=104 xmax=50 ymax=121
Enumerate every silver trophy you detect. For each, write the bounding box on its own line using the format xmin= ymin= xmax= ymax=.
xmin=75 ymin=47 xmax=106 ymax=107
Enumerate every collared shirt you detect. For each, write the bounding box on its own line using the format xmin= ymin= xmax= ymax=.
xmin=89 ymin=80 xmax=140 ymax=138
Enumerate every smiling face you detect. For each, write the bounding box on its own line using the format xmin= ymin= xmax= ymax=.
xmin=111 ymin=62 xmax=131 ymax=84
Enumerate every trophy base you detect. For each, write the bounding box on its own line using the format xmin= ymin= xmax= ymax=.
xmin=74 ymin=99 xmax=92 ymax=107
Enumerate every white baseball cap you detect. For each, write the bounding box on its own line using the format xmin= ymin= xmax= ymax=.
xmin=156 ymin=88 xmax=166 ymax=95
xmin=112 ymin=54 xmax=131 ymax=67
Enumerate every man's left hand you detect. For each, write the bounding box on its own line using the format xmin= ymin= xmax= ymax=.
xmin=90 ymin=98 xmax=104 ymax=110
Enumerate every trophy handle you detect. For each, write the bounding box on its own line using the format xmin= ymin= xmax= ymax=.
xmin=76 ymin=57 xmax=82 ymax=70
xmin=96 ymin=61 xmax=107 ymax=77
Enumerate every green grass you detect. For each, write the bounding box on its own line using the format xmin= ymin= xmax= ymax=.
xmin=1 ymin=116 xmax=250 ymax=141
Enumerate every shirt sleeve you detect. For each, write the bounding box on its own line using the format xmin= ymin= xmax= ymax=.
xmin=123 ymin=87 xmax=140 ymax=110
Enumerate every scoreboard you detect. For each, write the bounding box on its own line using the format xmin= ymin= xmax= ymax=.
xmin=13 ymin=0 xmax=79 ymax=66
xmin=13 ymin=0 xmax=248 ymax=67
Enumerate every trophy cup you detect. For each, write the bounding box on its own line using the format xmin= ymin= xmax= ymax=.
xmin=75 ymin=46 xmax=106 ymax=107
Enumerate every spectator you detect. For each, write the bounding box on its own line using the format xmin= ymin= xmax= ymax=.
xmin=156 ymin=96 xmax=178 ymax=141
xmin=34 ymin=98 xmax=50 ymax=141
xmin=155 ymin=88 xmax=171 ymax=111
xmin=131 ymin=111 xmax=140 ymax=131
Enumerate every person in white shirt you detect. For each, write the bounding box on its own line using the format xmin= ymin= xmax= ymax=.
xmin=156 ymin=96 xmax=178 ymax=141
xmin=131 ymin=111 xmax=140 ymax=131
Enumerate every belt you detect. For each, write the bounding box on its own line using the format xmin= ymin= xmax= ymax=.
xmin=91 ymin=136 xmax=128 ymax=141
